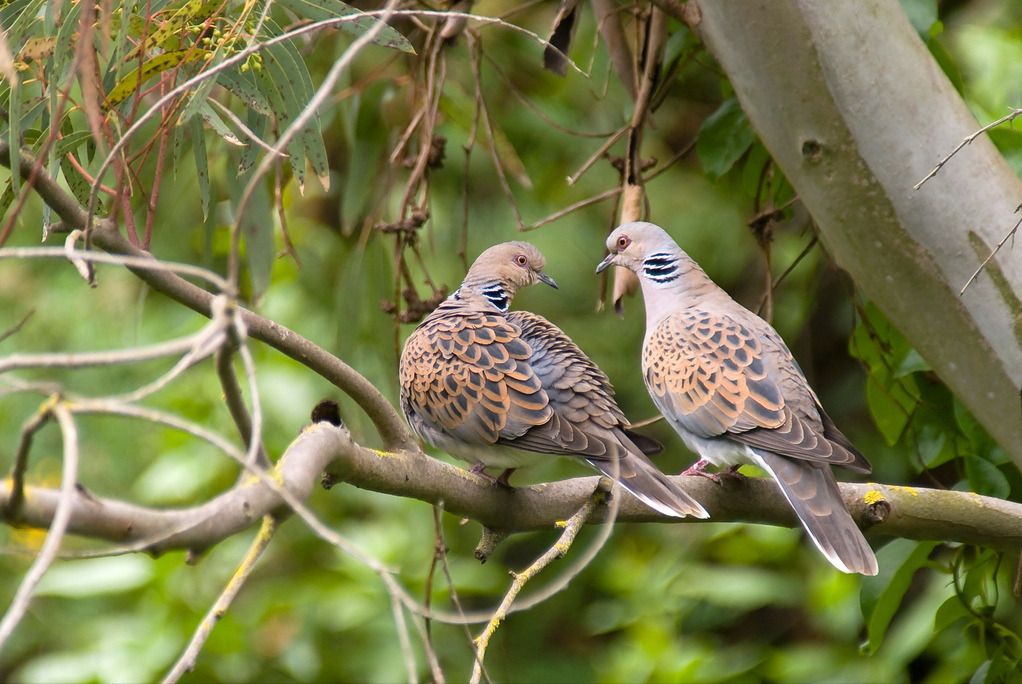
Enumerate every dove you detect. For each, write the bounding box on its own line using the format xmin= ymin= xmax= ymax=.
xmin=597 ymin=222 xmax=877 ymax=574
xmin=399 ymin=241 xmax=709 ymax=519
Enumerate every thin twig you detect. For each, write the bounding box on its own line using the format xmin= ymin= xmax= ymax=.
xmin=483 ymin=50 xmax=619 ymax=138
xmin=960 ymin=209 xmax=1022 ymax=296
xmin=915 ymin=107 xmax=1022 ymax=189
xmin=0 ymin=307 xmax=35 ymax=344
xmin=161 ymin=514 xmax=284 ymax=683
xmin=216 ymin=341 xmax=271 ymax=470
xmin=522 ymin=187 xmax=622 ymax=232
xmin=0 ymin=246 xmax=231 ymax=292
xmin=466 ymin=32 xmax=525 ymax=230
xmin=0 ymin=401 xmax=79 ymax=653
xmin=391 ymin=590 xmax=419 ymax=684
xmin=235 ymin=322 xmax=268 ymax=473
xmin=468 ymin=479 xmax=611 ymax=684
xmin=567 ymin=125 xmax=628 ymax=186
xmin=5 ymin=398 xmax=56 ymax=517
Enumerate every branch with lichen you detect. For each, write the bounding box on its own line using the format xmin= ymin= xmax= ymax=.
xmin=5 ymin=423 xmax=1022 ymax=557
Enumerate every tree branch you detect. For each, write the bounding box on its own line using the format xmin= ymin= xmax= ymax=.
xmin=696 ymin=0 xmax=1022 ymax=467
xmin=4 ymin=423 xmax=1022 ymax=554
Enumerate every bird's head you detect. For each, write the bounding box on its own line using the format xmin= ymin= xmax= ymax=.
xmin=462 ymin=241 xmax=557 ymax=311
xmin=597 ymin=222 xmax=687 ymax=282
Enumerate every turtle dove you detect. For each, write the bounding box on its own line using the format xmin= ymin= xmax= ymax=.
xmin=597 ymin=222 xmax=877 ymax=574
xmin=400 ymin=241 xmax=709 ymax=519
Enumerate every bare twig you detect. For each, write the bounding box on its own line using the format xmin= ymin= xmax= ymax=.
xmin=523 ymin=187 xmax=622 ymax=231
xmin=959 ymin=209 xmax=1022 ymax=296
xmin=0 ymin=307 xmax=35 ymax=344
xmin=5 ymin=397 xmax=57 ymax=517
xmin=469 ymin=478 xmax=610 ymax=683
xmin=467 ymin=33 xmax=526 ymax=230
xmin=216 ymin=341 xmax=271 ymax=470
xmin=0 ymin=401 xmax=79 ymax=653
xmin=915 ymin=107 xmax=1022 ymax=189
xmin=567 ymin=125 xmax=628 ymax=186
xmin=161 ymin=514 xmax=284 ymax=683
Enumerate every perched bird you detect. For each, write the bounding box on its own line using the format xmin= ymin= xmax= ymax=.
xmin=597 ymin=222 xmax=878 ymax=574
xmin=400 ymin=241 xmax=709 ymax=519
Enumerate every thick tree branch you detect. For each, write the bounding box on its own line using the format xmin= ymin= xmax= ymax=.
xmin=2 ymin=423 xmax=350 ymax=556
xmin=696 ymin=0 xmax=1022 ymax=466
xmin=0 ymin=141 xmax=417 ymax=453
xmin=4 ymin=423 xmax=1022 ymax=554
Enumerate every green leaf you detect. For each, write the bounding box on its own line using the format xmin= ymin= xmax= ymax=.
xmin=105 ymin=49 xmax=210 ymax=109
xmin=272 ymin=34 xmax=330 ymax=191
xmin=0 ymin=181 xmax=15 ymax=224
xmin=274 ymin=0 xmax=415 ymax=53
xmin=928 ymin=37 xmax=965 ymax=96
xmin=256 ymin=41 xmax=309 ymax=190
xmin=894 ymin=347 xmax=930 ymax=377
xmin=962 ymin=455 xmax=1010 ymax=499
xmin=217 ymin=68 xmax=272 ymax=116
xmin=932 ymin=594 xmax=969 ymax=632
xmin=916 ymin=424 xmax=950 ymax=467
xmin=860 ymin=539 xmax=940 ymax=655
xmin=697 ymin=96 xmax=756 ymax=181
xmin=198 ymin=102 xmax=243 ymax=146
xmin=228 ymin=163 xmax=275 ymax=302
xmin=190 ymin=115 xmax=210 ymax=220
xmin=866 ymin=370 xmax=918 ymax=446
xmin=953 ymin=397 xmax=995 ymax=457
xmin=177 ymin=49 xmax=226 ymax=128
xmin=238 ymin=110 xmax=267 ymax=174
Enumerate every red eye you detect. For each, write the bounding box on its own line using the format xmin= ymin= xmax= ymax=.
xmin=515 ymin=254 xmax=528 ymax=266
xmin=617 ymin=236 xmax=630 ymax=249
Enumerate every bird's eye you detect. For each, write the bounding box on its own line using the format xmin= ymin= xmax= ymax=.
xmin=515 ymin=254 xmax=529 ymax=266
xmin=616 ymin=235 xmax=630 ymax=249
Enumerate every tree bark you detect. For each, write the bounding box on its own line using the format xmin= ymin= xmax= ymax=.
xmin=696 ymin=0 xmax=1022 ymax=466
xmin=5 ymin=424 xmax=1022 ymax=554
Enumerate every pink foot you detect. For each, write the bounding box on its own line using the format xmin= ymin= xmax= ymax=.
xmin=469 ymin=463 xmax=516 ymax=488
xmin=494 ymin=468 xmax=516 ymax=487
xmin=679 ymin=460 xmax=744 ymax=484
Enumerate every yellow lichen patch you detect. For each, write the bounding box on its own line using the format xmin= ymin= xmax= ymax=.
xmin=888 ymin=485 xmax=919 ymax=496
xmin=555 ymin=520 xmax=568 ymax=528
xmin=863 ymin=489 xmax=886 ymax=505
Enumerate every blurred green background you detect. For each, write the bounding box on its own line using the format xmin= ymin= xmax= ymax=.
xmin=1 ymin=0 xmax=1021 ymax=681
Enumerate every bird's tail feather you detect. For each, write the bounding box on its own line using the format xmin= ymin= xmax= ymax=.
xmin=587 ymin=449 xmax=709 ymax=519
xmin=752 ymin=450 xmax=878 ymax=575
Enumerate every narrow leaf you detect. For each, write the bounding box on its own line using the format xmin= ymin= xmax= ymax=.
xmin=274 ymin=0 xmax=414 ymax=53
xmin=105 ymin=49 xmax=210 ymax=109
xmin=860 ymin=539 xmax=940 ymax=655
xmin=190 ymin=115 xmax=210 ymax=220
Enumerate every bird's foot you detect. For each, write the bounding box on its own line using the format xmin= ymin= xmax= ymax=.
xmin=679 ymin=460 xmax=744 ymax=484
xmin=468 ymin=463 xmax=516 ymax=489
xmin=494 ymin=468 xmax=516 ymax=488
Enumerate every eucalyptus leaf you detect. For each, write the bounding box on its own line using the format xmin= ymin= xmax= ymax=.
xmin=860 ymin=539 xmax=940 ymax=655
xmin=697 ymin=95 xmax=756 ymax=181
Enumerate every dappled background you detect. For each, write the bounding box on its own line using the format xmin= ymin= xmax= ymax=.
xmin=1 ymin=0 xmax=1021 ymax=681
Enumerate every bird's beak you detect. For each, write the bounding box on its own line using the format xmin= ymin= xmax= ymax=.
xmin=537 ymin=271 xmax=559 ymax=289
xmin=595 ymin=253 xmax=618 ymax=274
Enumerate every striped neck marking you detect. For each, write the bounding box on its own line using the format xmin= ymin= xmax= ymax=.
xmin=481 ymin=283 xmax=510 ymax=312
xmin=642 ymin=253 xmax=679 ymax=284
